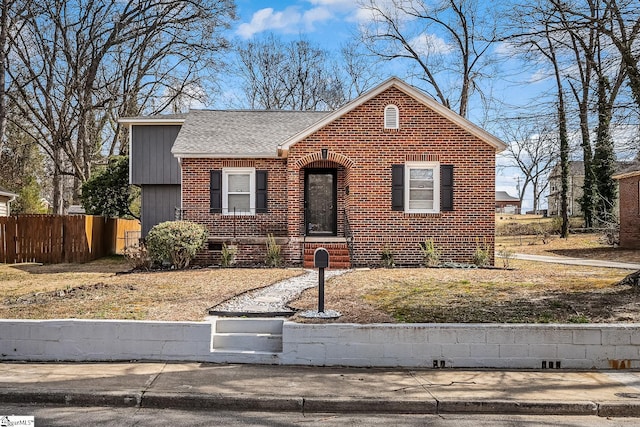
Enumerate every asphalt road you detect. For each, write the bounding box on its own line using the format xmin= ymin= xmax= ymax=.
xmin=2 ymin=405 xmax=640 ymax=427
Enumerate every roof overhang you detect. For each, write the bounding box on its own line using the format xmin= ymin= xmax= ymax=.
xmin=613 ymin=170 xmax=640 ymax=180
xmin=0 ymin=190 xmax=17 ymax=201
xmin=173 ymin=153 xmax=280 ymax=160
xmin=276 ymin=77 xmax=508 ymax=158
xmin=118 ymin=118 xmax=185 ymax=125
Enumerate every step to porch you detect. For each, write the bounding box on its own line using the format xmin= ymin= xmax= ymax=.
xmin=303 ymin=242 xmax=351 ymax=269
xmin=211 ymin=318 xmax=284 ymax=354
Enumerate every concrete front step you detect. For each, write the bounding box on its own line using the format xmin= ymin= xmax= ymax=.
xmin=212 ymin=333 xmax=283 ymax=353
xmin=212 ymin=318 xmax=284 ymax=354
xmin=214 ymin=318 xmax=283 ymax=334
xmin=303 ymin=243 xmax=351 ymax=269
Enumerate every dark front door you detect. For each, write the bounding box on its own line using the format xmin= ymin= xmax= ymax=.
xmin=305 ymin=169 xmax=337 ymax=236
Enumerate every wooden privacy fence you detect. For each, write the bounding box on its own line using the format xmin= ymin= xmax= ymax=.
xmin=0 ymin=215 xmax=141 ymax=264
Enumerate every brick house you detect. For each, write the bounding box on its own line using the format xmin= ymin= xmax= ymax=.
xmin=121 ymin=78 xmax=507 ymax=267
xmin=613 ymin=169 xmax=640 ymax=249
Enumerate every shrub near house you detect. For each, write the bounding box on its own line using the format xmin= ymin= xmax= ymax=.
xmin=121 ymin=78 xmax=506 ymax=267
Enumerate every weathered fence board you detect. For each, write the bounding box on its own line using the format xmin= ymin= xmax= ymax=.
xmin=0 ymin=215 xmax=140 ymax=264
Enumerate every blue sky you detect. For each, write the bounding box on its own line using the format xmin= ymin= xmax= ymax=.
xmin=228 ymin=1 xmax=550 ymax=211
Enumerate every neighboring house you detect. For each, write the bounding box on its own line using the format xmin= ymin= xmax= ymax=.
xmin=120 ymin=78 xmax=507 ymax=267
xmin=547 ymin=160 xmax=633 ymax=217
xmin=547 ymin=161 xmax=585 ymax=217
xmin=0 ymin=188 xmax=17 ymax=216
xmin=67 ymin=205 xmax=86 ymax=215
xmin=613 ymin=167 xmax=640 ymax=249
xmin=495 ymin=191 xmax=521 ymax=214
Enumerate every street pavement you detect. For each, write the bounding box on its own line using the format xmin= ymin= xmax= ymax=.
xmin=3 ymin=362 xmax=640 ymax=417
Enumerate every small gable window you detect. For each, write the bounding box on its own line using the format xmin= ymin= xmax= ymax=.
xmin=384 ymin=104 xmax=399 ymax=129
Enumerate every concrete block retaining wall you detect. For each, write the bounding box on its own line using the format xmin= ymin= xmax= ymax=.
xmin=2 ymin=320 xmax=640 ymax=369
xmin=280 ymin=323 xmax=640 ymax=369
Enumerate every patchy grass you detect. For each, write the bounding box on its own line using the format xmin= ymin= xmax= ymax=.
xmin=2 ymin=233 xmax=639 ymax=324
xmin=290 ymin=259 xmax=637 ymax=324
xmin=0 ymin=259 xmax=301 ymax=321
xmin=497 ymin=233 xmax=640 ymax=263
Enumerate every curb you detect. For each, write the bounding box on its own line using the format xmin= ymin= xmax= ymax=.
xmin=3 ymin=389 xmax=640 ymax=416
xmin=0 ymin=390 xmax=141 ymax=407
xmin=437 ymin=400 xmax=598 ymax=415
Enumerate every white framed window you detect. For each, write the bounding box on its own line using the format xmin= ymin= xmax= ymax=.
xmin=222 ymin=167 xmax=255 ymax=215
xmin=405 ymin=161 xmax=440 ymax=213
xmin=384 ymin=104 xmax=399 ymax=129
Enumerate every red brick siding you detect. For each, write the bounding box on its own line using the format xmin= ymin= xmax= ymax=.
xmin=618 ymin=175 xmax=640 ymax=248
xmin=181 ymin=87 xmax=497 ymax=266
xmin=287 ymin=87 xmax=496 ymax=266
xmin=181 ymin=158 xmax=289 ymax=265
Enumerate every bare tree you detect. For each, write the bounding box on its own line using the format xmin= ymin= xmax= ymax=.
xmin=358 ymin=0 xmax=498 ymax=117
xmin=7 ymin=0 xmax=235 ymax=212
xmin=235 ymin=34 xmax=354 ymax=111
xmin=600 ymin=0 xmax=640 ymax=111
xmin=500 ymin=118 xmax=558 ymax=213
xmin=507 ymin=2 xmax=572 ymax=236
xmin=0 ymin=0 xmax=28 ymax=158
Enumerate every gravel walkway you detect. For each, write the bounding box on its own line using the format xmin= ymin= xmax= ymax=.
xmin=211 ymin=269 xmax=349 ymax=315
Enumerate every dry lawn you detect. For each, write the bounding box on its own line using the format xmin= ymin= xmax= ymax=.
xmin=497 ymin=233 xmax=640 ymax=263
xmin=290 ymin=261 xmax=635 ymax=323
xmin=290 ymin=234 xmax=639 ymax=324
xmin=0 ymin=259 xmax=301 ymax=321
xmin=2 ymin=233 xmax=639 ymax=323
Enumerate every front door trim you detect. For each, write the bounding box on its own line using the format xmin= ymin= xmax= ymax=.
xmin=304 ymin=168 xmax=337 ymax=236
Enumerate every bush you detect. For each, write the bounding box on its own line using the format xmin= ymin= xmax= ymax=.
xmin=497 ymin=247 xmax=514 ymax=269
xmin=420 ymin=238 xmax=440 ymax=267
xmin=123 ymin=241 xmax=151 ymax=271
xmin=381 ymin=246 xmax=395 ymax=268
xmin=146 ymin=221 xmax=207 ymax=269
xmin=265 ymin=233 xmax=283 ymax=267
xmin=472 ymin=238 xmax=491 ymax=267
xmin=220 ymin=243 xmax=237 ymax=268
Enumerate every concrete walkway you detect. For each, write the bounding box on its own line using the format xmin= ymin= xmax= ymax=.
xmin=210 ymin=269 xmax=349 ymax=315
xmin=511 ymin=253 xmax=640 ymax=270
xmin=2 ymin=362 xmax=640 ymax=417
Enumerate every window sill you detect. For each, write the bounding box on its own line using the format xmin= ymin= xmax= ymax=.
xmin=403 ymin=212 xmax=442 ymax=218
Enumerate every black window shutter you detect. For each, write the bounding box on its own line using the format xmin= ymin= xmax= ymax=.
xmin=391 ymin=164 xmax=404 ymax=211
xmin=210 ymin=170 xmax=222 ymax=213
xmin=441 ymin=165 xmax=454 ymax=211
xmin=256 ymin=170 xmax=268 ymax=213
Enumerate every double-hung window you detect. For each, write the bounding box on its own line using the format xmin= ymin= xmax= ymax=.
xmin=405 ymin=162 xmax=440 ymax=213
xmin=222 ymin=168 xmax=255 ymax=215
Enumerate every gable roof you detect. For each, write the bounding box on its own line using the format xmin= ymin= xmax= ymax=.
xmin=171 ymin=110 xmax=329 ymax=158
xmin=495 ymin=191 xmax=520 ymax=202
xmin=277 ymin=77 xmax=508 ymax=156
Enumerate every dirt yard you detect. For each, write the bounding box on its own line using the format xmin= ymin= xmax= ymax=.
xmin=1 ymin=233 xmax=638 ymax=323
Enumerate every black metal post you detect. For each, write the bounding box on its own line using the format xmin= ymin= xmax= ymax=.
xmin=318 ymin=267 xmax=325 ymax=313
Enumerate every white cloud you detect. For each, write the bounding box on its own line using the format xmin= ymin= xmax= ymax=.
xmin=409 ymin=33 xmax=453 ymax=56
xmin=308 ymin=0 xmax=356 ymax=8
xmin=235 ymin=1 xmax=372 ymax=38
xmin=237 ymin=7 xmax=303 ymax=38
xmin=303 ymin=7 xmax=333 ymax=30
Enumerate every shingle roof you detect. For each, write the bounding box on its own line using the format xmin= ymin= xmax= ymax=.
xmin=495 ymin=191 xmax=520 ymax=202
xmin=171 ymin=110 xmax=330 ymax=158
